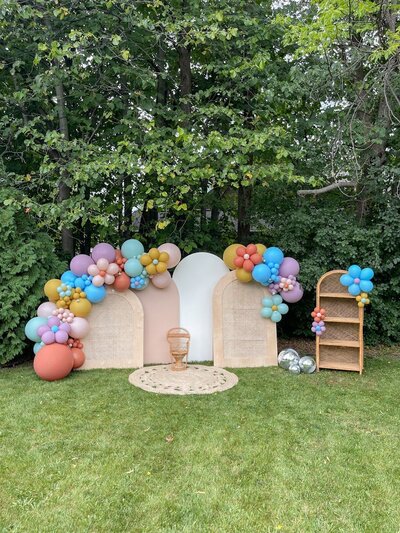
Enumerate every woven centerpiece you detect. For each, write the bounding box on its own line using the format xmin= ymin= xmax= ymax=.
xmin=128 ymin=365 xmax=238 ymax=395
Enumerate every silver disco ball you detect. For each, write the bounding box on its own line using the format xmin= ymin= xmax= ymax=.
xmin=278 ymin=348 xmax=300 ymax=370
xmin=288 ymin=362 xmax=301 ymax=375
xmin=299 ymin=356 xmax=316 ymax=374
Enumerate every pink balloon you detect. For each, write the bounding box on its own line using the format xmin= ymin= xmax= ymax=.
xmin=37 ymin=302 xmax=57 ymax=318
xmin=42 ymin=331 xmax=55 ymax=344
xmin=70 ymin=317 xmax=90 ymax=339
xmin=70 ymin=254 xmax=95 ymax=277
xmin=104 ymin=273 xmax=115 ymax=285
xmin=281 ymin=282 xmax=304 ymax=303
xmin=158 ymin=243 xmax=181 ymax=268
xmin=279 ymin=257 xmax=300 ymax=278
xmin=151 ymin=270 xmax=172 ymax=289
xmin=107 ymin=263 xmax=119 ymax=275
xmin=96 ymin=258 xmax=109 ymax=271
xmin=92 ymin=275 xmax=104 ymax=287
xmin=92 ymin=243 xmax=116 ymax=263
xmin=88 ymin=264 xmax=98 ymax=276
xmin=55 ymin=330 xmax=69 ymax=344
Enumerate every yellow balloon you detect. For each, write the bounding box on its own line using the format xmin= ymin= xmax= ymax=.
xmin=158 ymin=251 xmax=169 ymax=263
xmin=146 ymin=263 xmax=157 ymax=276
xmin=236 ymin=268 xmax=252 ymax=283
xmin=223 ymin=243 xmax=242 ymax=270
xmin=149 ymin=248 xmax=159 ymax=259
xmin=44 ymin=279 xmax=61 ymax=302
xmin=140 ymin=254 xmax=152 ymax=266
xmin=156 ymin=262 xmax=167 ymax=273
xmin=256 ymin=244 xmax=266 ymax=256
xmin=70 ymin=298 xmax=92 ymax=318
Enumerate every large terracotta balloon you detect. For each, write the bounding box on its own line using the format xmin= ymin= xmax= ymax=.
xmin=71 ymin=348 xmax=85 ymax=369
xmin=281 ymin=282 xmax=304 ymax=303
xmin=91 ymin=243 xmax=116 ymax=263
xmin=158 ymin=243 xmax=181 ymax=268
xmin=33 ymin=344 xmax=74 ymax=381
xmin=223 ymin=244 xmax=242 ymax=270
xmin=70 ymin=298 xmax=92 ymax=318
xmin=151 ymin=270 xmax=172 ymax=289
xmin=37 ymin=301 xmax=57 ymax=318
xmin=69 ymin=317 xmax=90 ymax=339
xmin=70 ymin=254 xmax=94 ymax=276
xmin=44 ymin=279 xmax=61 ymax=302
xmin=113 ymin=272 xmax=131 ymax=291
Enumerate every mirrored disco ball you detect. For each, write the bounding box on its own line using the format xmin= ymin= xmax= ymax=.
xmin=288 ymin=362 xmax=301 ymax=375
xmin=299 ymin=356 xmax=316 ymax=374
xmin=278 ymin=348 xmax=300 ymax=370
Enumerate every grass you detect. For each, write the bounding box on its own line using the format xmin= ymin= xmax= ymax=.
xmin=1 ymin=347 xmax=400 ymax=533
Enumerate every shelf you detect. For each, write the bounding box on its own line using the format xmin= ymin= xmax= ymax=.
xmin=319 ymin=361 xmax=360 ymax=372
xmin=319 ymin=339 xmax=360 ymax=348
xmin=323 ymin=317 xmax=360 ymax=324
xmin=320 ymin=292 xmax=354 ymax=299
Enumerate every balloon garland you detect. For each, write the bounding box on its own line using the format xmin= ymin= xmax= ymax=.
xmin=223 ymin=243 xmax=304 ymax=322
xmin=25 ymin=240 xmax=182 ymax=381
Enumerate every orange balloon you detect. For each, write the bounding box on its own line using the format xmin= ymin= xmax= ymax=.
xmin=70 ymin=298 xmax=92 ymax=318
xmin=71 ymin=348 xmax=85 ymax=369
xmin=236 ymin=268 xmax=252 ymax=283
xmin=243 ymin=259 xmax=254 ymax=272
xmin=113 ymin=272 xmax=130 ymax=291
xmin=33 ymin=344 xmax=73 ymax=381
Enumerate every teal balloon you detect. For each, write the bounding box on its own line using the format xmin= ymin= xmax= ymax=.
xmin=25 ymin=317 xmax=47 ymax=342
xmin=85 ymin=284 xmax=106 ymax=303
xmin=261 ymin=307 xmax=272 ymax=318
xmin=252 ymin=264 xmax=271 ymax=283
xmin=348 ymin=264 xmax=361 ymax=278
xmin=360 ymin=268 xmax=374 ymax=281
xmin=125 ymin=258 xmax=143 ymax=277
xmin=360 ymin=280 xmax=373 ymax=293
xmin=277 ymin=303 xmax=289 ymax=314
xmin=121 ymin=239 xmax=144 ymax=259
xmin=263 ymin=247 xmax=284 ymax=265
xmin=271 ymin=311 xmax=282 ymax=322
xmin=33 ymin=342 xmax=44 ymax=355
xmin=340 ymin=274 xmax=353 ymax=287
xmin=348 ymin=284 xmax=361 ymax=296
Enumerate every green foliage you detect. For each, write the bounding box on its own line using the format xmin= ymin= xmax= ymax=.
xmin=0 ymin=189 xmax=66 ymax=364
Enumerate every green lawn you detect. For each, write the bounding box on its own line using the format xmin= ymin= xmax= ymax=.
xmin=1 ymin=348 xmax=400 ymax=533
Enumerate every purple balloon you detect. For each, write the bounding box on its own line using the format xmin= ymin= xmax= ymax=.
xmin=91 ymin=243 xmax=116 ymax=263
xmin=59 ymin=322 xmax=71 ymax=333
xmin=279 ymin=257 xmax=300 ymax=278
xmin=42 ymin=331 xmax=55 ymax=344
xmin=55 ymin=330 xmax=69 ymax=344
xmin=70 ymin=254 xmax=94 ymax=277
xmin=281 ymin=282 xmax=304 ymax=303
xmin=37 ymin=325 xmax=48 ymax=337
xmin=47 ymin=317 xmax=59 ymax=328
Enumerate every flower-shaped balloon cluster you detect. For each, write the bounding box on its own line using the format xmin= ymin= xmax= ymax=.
xmin=37 ymin=317 xmax=71 ymax=345
xmin=311 ymin=306 xmax=326 ymax=336
xmin=279 ymin=275 xmax=296 ymax=292
xmin=233 ymin=244 xmax=262 ymax=273
xmin=115 ymin=250 xmax=127 ymax=272
xmin=140 ymin=248 xmax=169 ymax=275
xmin=52 ymin=307 xmax=74 ymax=323
xmin=56 ymin=283 xmax=74 ymax=308
xmin=130 ymin=275 xmax=149 ymax=291
xmin=356 ymin=292 xmax=370 ymax=308
xmin=340 ymin=265 xmax=374 ymax=296
xmin=260 ymin=294 xmax=289 ymax=322
xmin=88 ymin=258 xmax=119 ymax=287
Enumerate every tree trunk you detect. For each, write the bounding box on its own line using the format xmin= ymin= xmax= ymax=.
xmin=237 ymin=184 xmax=252 ymax=243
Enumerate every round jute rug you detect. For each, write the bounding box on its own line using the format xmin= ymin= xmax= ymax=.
xmin=128 ymin=365 xmax=238 ymax=395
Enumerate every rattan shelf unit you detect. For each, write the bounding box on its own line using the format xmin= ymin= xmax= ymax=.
xmin=316 ymin=270 xmax=364 ymax=374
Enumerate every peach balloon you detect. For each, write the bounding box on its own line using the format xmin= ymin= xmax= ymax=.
xmin=96 ymin=258 xmax=109 ymax=271
xmin=71 ymin=348 xmax=85 ymax=369
xmin=104 ymin=273 xmax=115 ymax=285
xmin=151 ymin=270 xmax=172 ymax=289
xmin=70 ymin=317 xmax=90 ymax=338
xmin=37 ymin=301 xmax=57 ymax=318
xmin=33 ymin=344 xmax=74 ymax=381
xmin=92 ymin=275 xmax=104 ymax=287
xmin=88 ymin=264 xmax=98 ymax=276
xmin=158 ymin=243 xmax=181 ymax=268
xmin=107 ymin=263 xmax=119 ymax=275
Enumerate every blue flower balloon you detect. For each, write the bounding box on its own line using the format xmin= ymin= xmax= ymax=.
xmin=340 ymin=265 xmax=374 ymax=296
xmin=260 ymin=295 xmax=289 ymax=322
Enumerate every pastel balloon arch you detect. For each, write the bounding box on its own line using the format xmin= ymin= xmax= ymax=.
xmin=25 ymin=240 xmax=181 ymax=381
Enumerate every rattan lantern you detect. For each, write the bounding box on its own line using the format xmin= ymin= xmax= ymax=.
xmin=167 ymin=328 xmax=190 ymax=371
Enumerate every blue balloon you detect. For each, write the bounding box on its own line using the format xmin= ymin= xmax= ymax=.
xmin=33 ymin=342 xmax=44 ymax=355
xmin=348 ymin=284 xmax=361 ymax=296
xmin=348 ymin=264 xmax=362 ymax=279
xmin=252 ymin=264 xmax=271 ymax=284
xmin=74 ymin=277 xmax=86 ymax=290
xmin=85 ymin=284 xmax=107 ymax=303
xmin=125 ymin=258 xmax=143 ymax=277
xmin=360 ymin=280 xmax=373 ymax=293
xmin=263 ymin=247 xmax=284 ymax=266
xmin=61 ymin=270 xmax=77 ymax=285
xmin=360 ymin=268 xmax=374 ymax=281
xmin=121 ymin=239 xmax=145 ymax=260
xmin=25 ymin=317 xmax=48 ymax=342
xmin=271 ymin=311 xmax=282 ymax=322
xmin=340 ymin=274 xmax=353 ymax=287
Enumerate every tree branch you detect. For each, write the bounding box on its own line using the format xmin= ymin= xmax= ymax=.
xmin=297 ymin=180 xmax=357 ymax=196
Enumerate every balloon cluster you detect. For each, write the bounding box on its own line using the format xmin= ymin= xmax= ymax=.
xmin=25 ymin=239 xmax=182 ymax=381
xmin=223 ymin=243 xmax=304 ymax=322
xmin=278 ymin=349 xmax=316 ymax=375
xmin=340 ymin=265 xmax=374 ymax=297
xmin=311 ymin=306 xmax=326 ymax=336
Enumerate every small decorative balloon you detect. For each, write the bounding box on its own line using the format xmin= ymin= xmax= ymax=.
xmin=121 ymin=239 xmax=144 ymax=260
xmin=252 ymin=263 xmax=271 ymax=284
xmin=236 ymin=268 xmax=253 ymax=283
xmin=115 ymin=249 xmax=127 ymax=271
xmin=151 ymin=270 xmax=172 ymax=289
xmin=69 ymin=317 xmax=90 ymax=339
xmin=25 ymin=317 xmax=48 ymax=343
xmin=278 ymin=348 xmax=300 ymax=369
xmin=37 ymin=301 xmax=57 ymax=318
xmin=233 ymin=244 xmax=263 ymax=273
xmin=130 ymin=275 xmax=149 ymax=290
xmin=70 ymin=255 xmax=94 ymax=277
xmin=158 ymin=243 xmax=181 ymax=268
xmin=281 ymin=282 xmax=304 ymax=303
xmin=260 ymin=294 xmax=289 ymax=322
xmin=52 ymin=307 xmax=74 ymax=323
xmin=356 ymin=292 xmax=370 ymax=308
xmin=88 ymin=259 xmax=119 ymax=286
xmin=311 ymin=320 xmax=326 ymax=336
xmin=299 ymin=356 xmax=316 ymax=374
xmin=61 ymin=270 xmax=78 ymax=286
xmin=68 ymin=337 xmax=84 ymax=350
xmin=140 ymin=248 xmax=169 ymax=275
xmin=340 ymin=265 xmax=374 ymax=296
xmin=71 ymin=347 xmax=85 ymax=369
xmin=113 ymin=272 xmax=131 ymax=291
xmin=91 ymin=243 xmax=116 ymax=263
xmin=279 ymin=275 xmax=296 ymax=292
xmin=33 ymin=342 xmax=44 ymax=355
xmin=37 ymin=316 xmax=71 ymax=344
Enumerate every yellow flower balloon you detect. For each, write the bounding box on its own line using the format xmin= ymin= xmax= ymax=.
xmin=140 ymin=248 xmax=169 ymax=275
